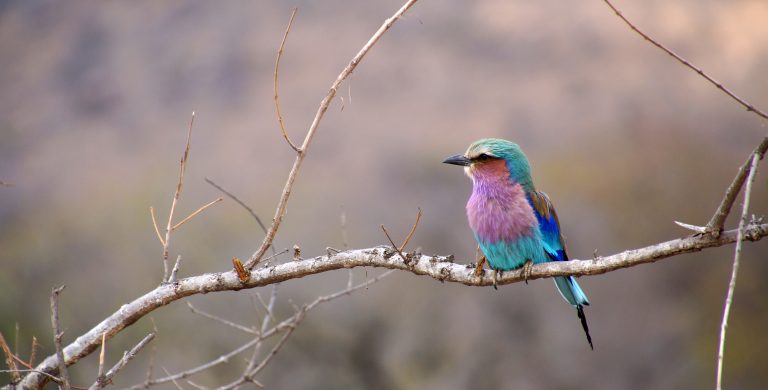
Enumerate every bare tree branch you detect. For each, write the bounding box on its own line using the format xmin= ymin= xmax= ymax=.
xmin=715 ymin=153 xmax=761 ymax=390
xmin=16 ymin=222 xmax=767 ymax=389
xmin=601 ymin=0 xmax=768 ymax=121
xmin=244 ymin=0 xmax=421 ymax=270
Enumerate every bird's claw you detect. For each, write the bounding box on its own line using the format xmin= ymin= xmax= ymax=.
xmin=492 ymin=269 xmax=499 ymax=290
xmin=521 ymin=260 xmax=533 ymax=284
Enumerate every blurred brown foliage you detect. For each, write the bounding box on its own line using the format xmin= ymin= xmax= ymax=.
xmin=1 ymin=0 xmax=767 ymax=388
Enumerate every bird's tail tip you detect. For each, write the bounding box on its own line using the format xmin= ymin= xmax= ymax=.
xmin=577 ymin=305 xmax=594 ymax=350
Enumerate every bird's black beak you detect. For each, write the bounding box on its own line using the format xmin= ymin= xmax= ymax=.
xmin=442 ymin=154 xmax=471 ymax=166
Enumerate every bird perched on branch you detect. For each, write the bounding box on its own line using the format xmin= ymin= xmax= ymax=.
xmin=443 ymin=138 xmax=593 ymax=349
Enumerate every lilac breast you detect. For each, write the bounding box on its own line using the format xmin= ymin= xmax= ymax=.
xmin=466 ymin=172 xmax=537 ymax=244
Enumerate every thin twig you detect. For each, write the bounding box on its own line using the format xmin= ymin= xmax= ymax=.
xmin=204 ymin=177 xmax=277 ymax=257
xmin=204 ymin=178 xmax=268 ymax=234
xmin=171 ymin=197 xmax=223 ymax=231
xmin=705 ymin=136 xmax=768 ymax=236
xmin=0 ymin=369 xmax=62 ymax=383
xmin=601 ymin=0 xmax=768 ymax=121
xmin=29 ymin=336 xmax=39 ymax=368
xmin=187 ymin=302 xmax=258 ymax=334
xmin=715 ymin=153 xmax=760 ymax=390
xmin=149 ymin=207 xmax=165 ymax=246
xmin=50 ymin=285 xmax=71 ymax=390
xmin=91 ymin=333 xmax=155 ymax=390
xmin=0 ymin=181 xmax=13 ymax=187
xmin=245 ymin=0 xmax=421 ymax=270
xmin=399 ymin=207 xmax=422 ymax=251
xmin=162 ymin=111 xmax=196 ymax=282
xmin=274 ymin=7 xmax=301 ymax=152
xmin=160 ymin=366 xmax=183 ymax=390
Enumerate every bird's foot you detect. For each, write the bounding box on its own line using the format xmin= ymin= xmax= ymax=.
xmin=473 ymin=256 xmax=487 ymax=277
xmin=492 ymin=269 xmax=500 ymax=290
xmin=521 ymin=260 xmax=533 ymax=284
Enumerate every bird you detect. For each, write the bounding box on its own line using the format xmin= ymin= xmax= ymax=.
xmin=443 ymin=138 xmax=593 ymax=349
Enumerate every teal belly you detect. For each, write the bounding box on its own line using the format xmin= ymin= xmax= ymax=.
xmin=477 ymin=234 xmax=549 ymax=271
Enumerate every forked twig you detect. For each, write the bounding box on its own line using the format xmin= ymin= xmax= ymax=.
xmin=715 ymin=153 xmax=761 ymax=390
xmin=601 ymin=0 xmax=768 ymax=121
xmin=90 ymin=333 xmax=155 ymax=390
xmin=161 ymin=112 xmax=196 ymax=281
xmin=245 ymin=0 xmax=420 ymax=270
xmin=381 ymin=225 xmax=409 ymax=264
xmin=274 ymin=7 xmax=301 ymax=152
xmin=380 ymin=208 xmax=423 ymax=264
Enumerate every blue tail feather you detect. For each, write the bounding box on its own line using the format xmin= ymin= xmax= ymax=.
xmin=554 ymin=276 xmax=593 ymax=349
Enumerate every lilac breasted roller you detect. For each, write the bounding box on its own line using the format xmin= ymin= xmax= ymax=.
xmin=443 ymin=138 xmax=593 ymax=349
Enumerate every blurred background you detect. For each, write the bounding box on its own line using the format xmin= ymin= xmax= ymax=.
xmin=1 ymin=0 xmax=767 ymax=388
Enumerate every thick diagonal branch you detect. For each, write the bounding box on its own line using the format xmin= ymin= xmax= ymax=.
xmin=16 ymin=223 xmax=767 ymax=389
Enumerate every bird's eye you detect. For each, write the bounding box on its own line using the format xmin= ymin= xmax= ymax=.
xmin=475 ymin=153 xmax=493 ymax=161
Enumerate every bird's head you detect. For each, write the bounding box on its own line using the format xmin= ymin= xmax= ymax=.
xmin=443 ymin=138 xmax=534 ymax=191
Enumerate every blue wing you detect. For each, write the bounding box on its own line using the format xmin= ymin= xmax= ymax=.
xmin=527 ymin=191 xmax=590 ymax=307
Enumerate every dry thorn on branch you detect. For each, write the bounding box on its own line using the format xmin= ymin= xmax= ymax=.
xmin=601 ymin=0 xmax=768 ymax=121
xmin=274 ymin=7 xmax=301 ymax=153
xmin=674 ymin=220 xmax=708 ymax=234
xmin=715 ymin=153 xmax=761 ymax=390
xmin=245 ymin=0 xmax=421 ymax=270
xmin=50 ymin=285 xmax=71 ymax=390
